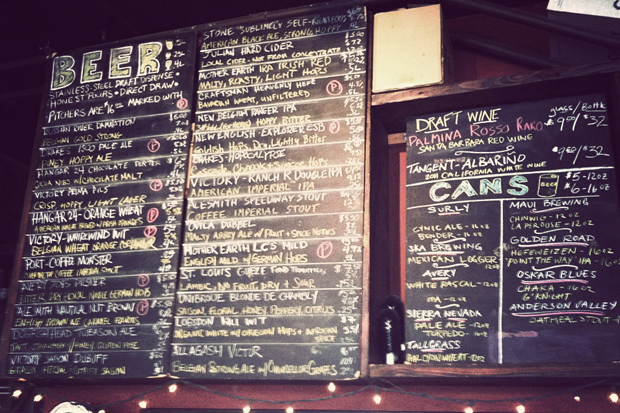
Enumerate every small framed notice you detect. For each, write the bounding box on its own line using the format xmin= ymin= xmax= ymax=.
xmin=372 ymin=5 xmax=443 ymax=93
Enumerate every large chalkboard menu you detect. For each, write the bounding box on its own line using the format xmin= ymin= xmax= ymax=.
xmin=3 ymin=5 xmax=368 ymax=381
xmin=170 ymin=7 xmax=367 ymax=379
xmin=405 ymin=94 xmax=620 ymax=365
xmin=6 ymin=31 xmax=197 ymax=378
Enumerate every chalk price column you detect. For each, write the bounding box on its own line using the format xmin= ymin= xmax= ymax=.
xmin=7 ymin=32 xmax=196 ymax=378
xmin=501 ymin=96 xmax=620 ymax=364
xmin=172 ymin=8 xmax=367 ymax=379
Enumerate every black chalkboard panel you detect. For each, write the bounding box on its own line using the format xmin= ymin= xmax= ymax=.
xmin=405 ymin=93 xmax=620 ymax=365
xmin=170 ymin=6 xmax=367 ymax=380
xmin=6 ymin=30 xmax=197 ymax=379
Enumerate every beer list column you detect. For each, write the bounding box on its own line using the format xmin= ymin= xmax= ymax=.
xmin=171 ymin=7 xmax=367 ymax=379
xmin=7 ymin=32 xmax=196 ymax=378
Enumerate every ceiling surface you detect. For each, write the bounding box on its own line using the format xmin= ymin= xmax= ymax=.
xmin=2 ymin=0 xmax=548 ymax=64
xmin=2 ymin=0 xmax=331 ymax=65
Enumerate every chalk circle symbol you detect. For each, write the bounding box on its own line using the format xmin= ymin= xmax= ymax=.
xmin=326 ymin=79 xmax=344 ymax=96
xmin=150 ymin=179 xmax=164 ymax=191
xmin=146 ymin=207 xmax=160 ymax=223
xmin=144 ymin=225 xmax=158 ymax=238
xmin=137 ymin=274 xmax=150 ymax=287
xmin=136 ymin=300 xmax=150 ymax=316
xmin=329 ymin=120 xmax=341 ymax=134
xmin=316 ymin=241 xmax=334 ymax=259
xmin=147 ymin=139 xmax=161 ymax=153
xmin=177 ymin=98 xmax=189 ymax=110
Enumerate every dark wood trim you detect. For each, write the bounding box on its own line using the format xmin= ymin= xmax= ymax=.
xmin=370 ymin=363 xmax=620 ymax=379
xmin=0 ymin=60 xmax=52 ymax=377
xmin=359 ymin=6 xmax=374 ymax=377
xmin=373 ymin=61 xmax=620 ymax=136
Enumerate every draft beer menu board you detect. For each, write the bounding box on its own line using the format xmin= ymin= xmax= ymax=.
xmin=404 ymin=94 xmax=620 ymax=365
xmin=5 ymin=5 xmax=368 ymax=380
xmin=6 ymin=31 xmax=197 ymax=378
xmin=171 ymin=6 xmax=367 ymax=379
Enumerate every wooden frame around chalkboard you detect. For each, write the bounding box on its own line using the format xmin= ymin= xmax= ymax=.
xmin=0 ymin=0 xmax=374 ymax=382
xmin=367 ymin=61 xmax=620 ymax=378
